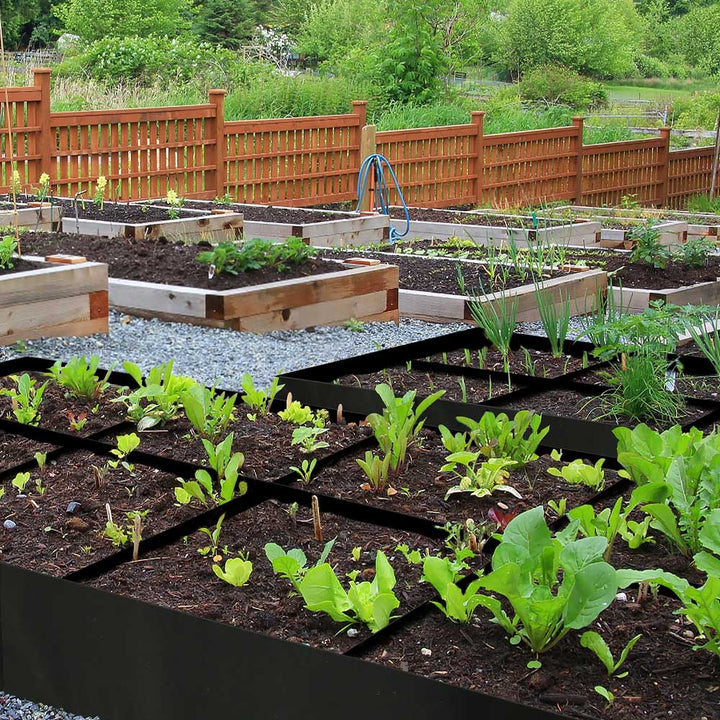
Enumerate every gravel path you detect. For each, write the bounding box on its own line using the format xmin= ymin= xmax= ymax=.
xmin=0 ymin=312 xmax=467 ymax=389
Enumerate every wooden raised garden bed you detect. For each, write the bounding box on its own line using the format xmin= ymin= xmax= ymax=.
xmin=387 ymin=206 xmax=602 ymax=247
xmin=557 ymin=204 xmax=720 ymax=240
xmin=109 ymin=261 xmax=399 ymax=332
xmin=58 ymin=199 xmax=243 ymax=241
xmin=0 ymin=203 xmax=61 ymax=231
xmin=0 ymin=256 xmax=108 ymax=345
xmin=17 ymin=232 xmax=398 ymax=332
xmin=0 ymin=339 xmax=718 ymax=720
xmin=137 ymin=199 xmax=391 ymax=247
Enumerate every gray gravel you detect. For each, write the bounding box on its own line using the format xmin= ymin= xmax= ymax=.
xmin=0 ymin=312 xmax=467 ymax=389
xmin=0 ymin=693 xmax=99 ymax=720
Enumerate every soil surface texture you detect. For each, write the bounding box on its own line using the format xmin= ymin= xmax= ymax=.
xmin=19 ymin=232 xmax=343 ymax=290
xmin=87 ymin=498 xmax=446 ymax=653
xmin=364 ymin=596 xmax=720 ymax=720
xmin=48 ymin=198 xmax=200 ymax=222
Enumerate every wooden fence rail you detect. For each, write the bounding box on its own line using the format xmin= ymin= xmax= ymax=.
xmin=0 ymin=69 xmax=717 ymax=210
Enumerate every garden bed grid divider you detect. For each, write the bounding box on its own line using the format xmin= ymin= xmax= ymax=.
xmin=0 ymin=69 xmax=716 ymax=211
xmin=0 ymin=345 xmax=715 ymax=720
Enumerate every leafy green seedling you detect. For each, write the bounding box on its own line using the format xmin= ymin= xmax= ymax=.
xmin=290 ymin=458 xmax=317 ymax=484
xmin=580 ymin=631 xmax=641 ymax=677
xmin=213 ymin=555 xmax=253 ymax=587
xmin=265 ymin=538 xmax=336 ymax=594
xmin=12 ymin=472 xmax=31 ymax=493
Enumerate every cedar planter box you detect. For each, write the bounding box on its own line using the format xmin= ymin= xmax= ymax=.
xmin=108 ymin=261 xmax=399 ymax=332
xmin=0 ymin=256 xmax=108 ymax=345
xmin=400 ymin=267 xmax=607 ymax=324
xmin=58 ymin=200 xmax=243 ymax=241
xmin=0 ymin=204 xmax=61 ymax=231
xmin=558 ymin=205 xmax=720 ymax=240
xmin=389 ymin=207 xmax=601 ymax=247
xmin=611 ymin=277 xmax=720 ymax=312
xmin=136 ymin=199 xmax=391 ymax=247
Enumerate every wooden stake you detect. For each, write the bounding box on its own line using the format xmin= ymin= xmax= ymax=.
xmin=105 ymin=503 xmax=113 ymax=526
xmin=132 ymin=514 xmax=142 ymax=562
xmin=311 ymin=495 xmax=323 ymax=541
xmin=285 ymin=391 xmax=293 ymax=409
xmin=710 ymin=106 xmax=720 ymax=200
xmin=336 ymin=403 xmax=344 ymax=424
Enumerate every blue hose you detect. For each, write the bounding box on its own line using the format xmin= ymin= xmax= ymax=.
xmin=355 ymin=153 xmax=410 ymax=243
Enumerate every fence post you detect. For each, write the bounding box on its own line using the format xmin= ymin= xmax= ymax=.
xmin=33 ymin=68 xmax=53 ymax=187
xmin=358 ymin=124 xmax=377 ymax=212
xmin=657 ymin=126 xmax=671 ymax=207
xmin=208 ymin=89 xmax=226 ymax=199
xmin=572 ymin=116 xmax=584 ymax=204
xmin=470 ymin=111 xmax=485 ymax=205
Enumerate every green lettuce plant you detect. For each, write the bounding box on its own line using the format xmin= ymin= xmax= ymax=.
xmin=180 ymin=384 xmax=237 ymax=441
xmin=0 ymin=373 xmax=48 ymax=425
xmin=47 ymin=355 xmax=113 ymax=400
xmin=240 ymin=373 xmax=283 ymax=419
xmin=265 ymin=538 xmax=336 ymax=594
xmin=213 ymin=555 xmax=253 ymax=587
xmin=441 ymin=453 xmax=520 ymax=499
xmin=298 ymin=550 xmax=400 ymax=633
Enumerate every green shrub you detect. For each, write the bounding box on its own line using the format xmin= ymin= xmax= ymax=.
xmin=519 ymin=65 xmax=608 ymax=110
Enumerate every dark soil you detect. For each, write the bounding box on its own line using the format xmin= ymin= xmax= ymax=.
xmin=320 ymin=248 xmax=566 ymax=294
xmin=18 ymin=232 xmax=343 ymax=290
xmin=0 ymin=257 xmax=47 ymax=277
xmin=0 ymin=372 xmax=126 ymax=436
xmin=87 ymin=498 xmax=446 ymax=653
xmin=388 ymin=207 xmax=579 ymax=228
xmin=364 ymin=597 xmax=720 ymax=720
xmin=0 ymin=449 xmax=198 ymax=577
xmin=503 ymin=387 xmax=715 ymax=431
xmin=430 ymin=347 xmax=592 ymax=379
xmin=153 ymin=200 xmax=360 ymax=224
xmin=116 ymin=412 xmax=371 ymax=480
xmin=336 ymin=366 xmax=525 ymax=404
xmin=49 ymin=198 xmax=200 ymax=223
xmin=0 ymin=431 xmax=56 ymax=474
xmin=307 ymin=434 xmax=607 ymax=525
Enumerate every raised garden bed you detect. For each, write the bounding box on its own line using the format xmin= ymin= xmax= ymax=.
xmin=18 ymin=232 xmax=399 ymax=332
xmin=0 ymin=255 xmax=108 ymax=345
xmin=0 ymin=346 xmax=718 ymax=720
xmin=387 ymin=206 xmax=601 ymax=247
xmin=137 ymin=199 xmax=390 ymax=247
xmin=557 ymin=204 xmax=720 ymax=240
xmin=0 ymin=202 xmax=61 ymax=232
xmin=53 ymin=198 xmax=244 ymax=241
xmin=321 ymin=246 xmax=607 ymax=324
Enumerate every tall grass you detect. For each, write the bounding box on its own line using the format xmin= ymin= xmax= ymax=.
xmin=373 ymin=100 xmax=475 ymax=130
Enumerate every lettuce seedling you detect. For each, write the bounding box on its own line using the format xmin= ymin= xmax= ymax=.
xmin=457 ymin=410 xmax=549 ymax=467
xmin=47 ymin=355 xmax=113 ymax=400
xmin=265 ymin=538 xmax=336 ymax=594
xmin=548 ymin=452 xmax=606 ymax=492
xmin=279 ymin=401 xmax=327 ymax=427
xmin=240 ymin=374 xmax=283 ymax=419
xmin=108 ymin=433 xmax=140 ymax=474
xmin=442 ymin=453 xmax=520 ymax=499
xmin=298 ymin=550 xmax=400 ymax=633
xmin=580 ymin=631 xmax=642 ymax=677
xmin=422 ymin=550 xmax=484 ymax=623
xmin=11 ymin=472 xmax=31 ymax=494
xmin=291 ymin=426 xmax=329 ymax=454
xmin=114 ymin=360 xmax=195 ymax=430
xmin=180 ymin=384 xmax=237 ymax=442
xmin=471 ymin=506 xmax=640 ymax=655
xmin=0 ymin=373 xmax=48 ymax=425
xmin=213 ymin=555 xmax=252 ymax=587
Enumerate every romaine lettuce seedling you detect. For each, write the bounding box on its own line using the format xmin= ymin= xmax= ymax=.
xmin=0 ymin=373 xmax=48 ymax=425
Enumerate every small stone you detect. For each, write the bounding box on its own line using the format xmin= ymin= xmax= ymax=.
xmin=682 ymin=629 xmax=695 ymax=639
xmin=615 ymin=592 xmax=628 ymax=602
xmin=421 ymin=647 xmax=432 ymax=657
xmin=66 ymin=501 xmax=81 ymax=514
xmin=3 ymin=520 xmax=16 ymax=531
xmin=347 ymin=628 xmax=360 ymax=638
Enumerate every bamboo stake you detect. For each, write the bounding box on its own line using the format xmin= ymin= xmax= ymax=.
xmin=0 ymin=10 xmax=21 ymax=253
xmin=311 ymin=495 xmax=323 ymax=541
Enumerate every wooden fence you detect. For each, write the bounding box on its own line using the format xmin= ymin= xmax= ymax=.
xmin=0 ymin=69 xmax=717 ymax=210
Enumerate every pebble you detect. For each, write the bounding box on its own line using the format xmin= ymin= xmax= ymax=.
xmin=615 ymin=592 xmax=628 ymax=602
xmin=0 ymin=693 xmax=100 ymax=720
xmin=66 ymin=501 xmax=81 ymax=514
xmin=3 ymin=519 xmax=16 ymax=531
xmin=346 ymin=628 xmax=360 ymax=638
xmin=421 ymin=648 xmax=432 ymax=656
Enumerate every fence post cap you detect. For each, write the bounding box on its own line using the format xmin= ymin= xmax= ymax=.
xmin=208 ymin=89 xmax=227 ymax=96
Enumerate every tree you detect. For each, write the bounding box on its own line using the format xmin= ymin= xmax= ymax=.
xmin=195 ymin=0 xmax=257 ymax=47
xmin=55 ymin=0 xmax=192 ymax=42
xmin=498 ymin=0 xmax=641 ymax=78
xmin=672 ymin=4 xmax=720 ymax=75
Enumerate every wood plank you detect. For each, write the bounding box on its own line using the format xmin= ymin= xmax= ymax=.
xmin=651 ymin=279 xmax=720 ymax=306
xmin=0 ymin=260 xmax=107 ymax=307
xmin=231 ymin=289 xmax=393 ymax=332
xmin=109 ymin=278 xmax=208 ymax=319
xmin=215 ymin=264 xmax=399 ymax=319
xmin=0 ymin=317 xmax=108 ymax=346
xmin=0 ymin=294 xmax=91 ymax=339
